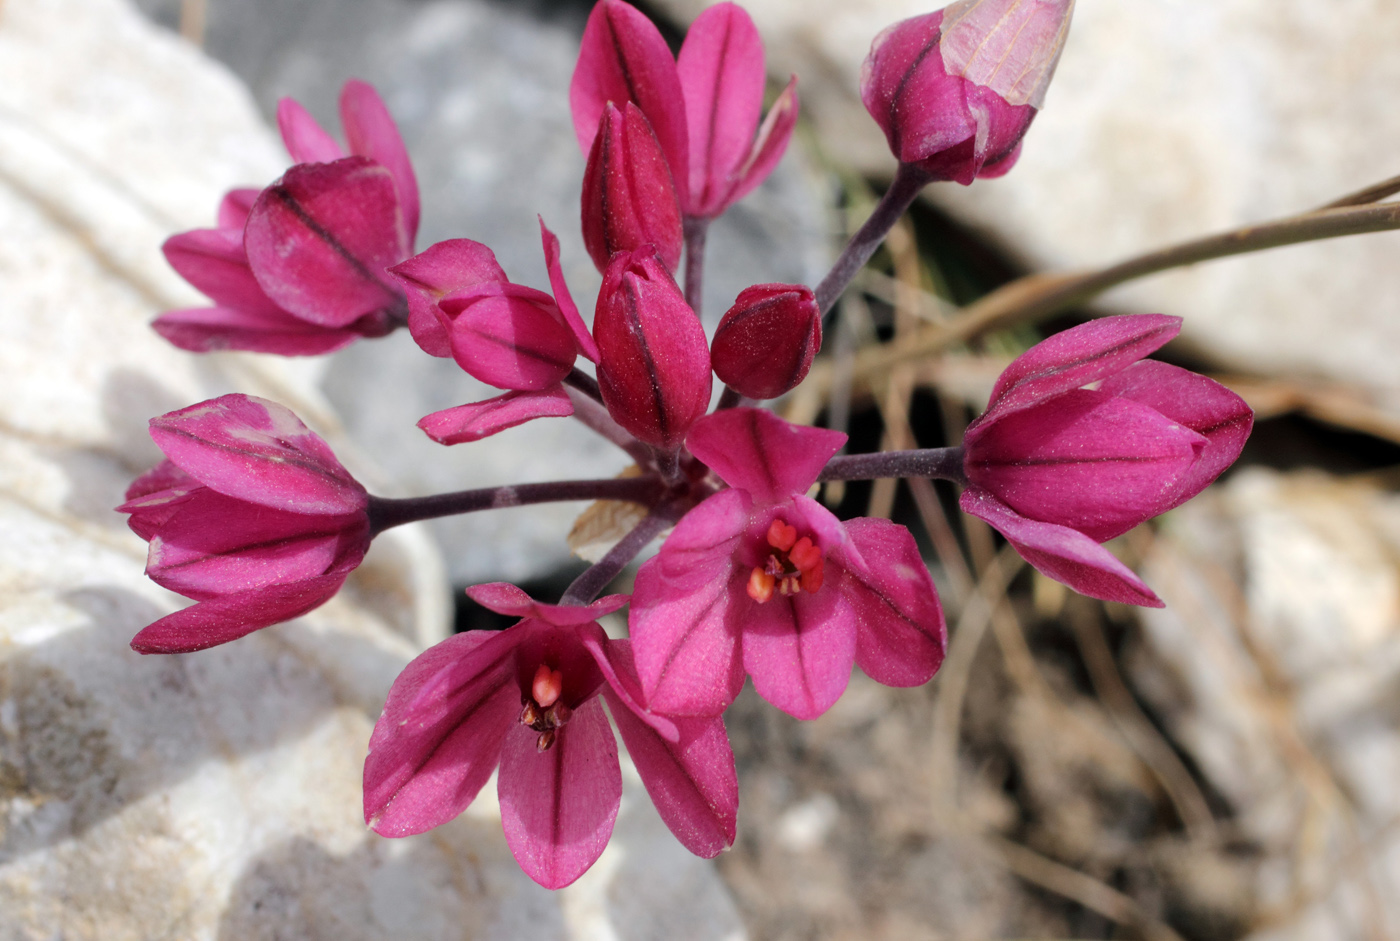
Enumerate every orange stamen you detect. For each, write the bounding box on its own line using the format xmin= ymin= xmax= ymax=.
xmin=747 ymin=567 xmax=775 ymax=602
xmin=789 ymin=537 xmax=821 ymax=573
xmin=766 ymin=519 xmax=798 ymax=551
xmin=532 ymin=664 xmax=563 ymax=708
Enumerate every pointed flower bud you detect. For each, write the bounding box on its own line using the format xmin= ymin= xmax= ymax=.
xmin=860 ymin=0 xmax=1074 ymax=183
xmin=710 ymin=283 xmax=820 ymax=399
xmin=581 ymin=102 xmax=685 ymax=274
xmin=594 ymin=247 xmax=712 ymax=449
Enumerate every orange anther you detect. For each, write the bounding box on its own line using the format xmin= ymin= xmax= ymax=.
xmin=532 ymin=664 xmax=563 ymax=708
xmin=766 ymin=519 xmax=798 ymax=551
xmin=747 ymin=566 xmax=776 ymax=603
xmin=789 ymin=537 xmax=821 ymax=572
xmin=800 ymin=561 xmax=824 ymax=594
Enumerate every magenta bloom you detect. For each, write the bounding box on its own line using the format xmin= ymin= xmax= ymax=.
xmin=860 ymin=0 xmax=1073 ymax=183
xmin=571 ymin=0 xmax=798 ymax=220
xmin=364 ymin=583 xmax=738 ymax=890
xmin=961 ymin=314 xmax=1253 ymax=607
xmin=629 ymin=408 xmax=946 ymax=720
xmin=156 ymin=80 xmax=420 ymax=354
xmin=581 ymin=101 xmax=684 ymax=273
xmin=710 ymin=282 xmax=821 ymax=400
xmin=117 ymin=395 xmax=370 ymax=653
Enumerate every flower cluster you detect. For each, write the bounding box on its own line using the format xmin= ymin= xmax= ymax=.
xmin=121 ymin=0 xmax=1251 ymax=889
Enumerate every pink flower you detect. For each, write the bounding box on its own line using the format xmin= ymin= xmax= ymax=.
xmin=118 ymin=395 xmax=370 ymax=653
xmin=960 ymin=314 xmax=1253 ymax=607
xmin=594 ymin=246 xmax=712 ymax=450
xmin=581 ymin=101 xmax=684 ymax=273
xmin=860 ymin=0 xmax=1074 ymax=183
xmin=364 ymin=583 xmax=738 ymax=890
xmin=155 ymin=81 xmax=419 ymax=354
xmin=571 ymin=0 xmax=798 ymax=220
xmin=629 ymin=408 xmax=946 ymax=720
xmin=710 ymin=282 xmax=821 ymax=399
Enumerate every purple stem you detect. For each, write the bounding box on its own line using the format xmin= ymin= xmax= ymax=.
xmin=367 ymin=475 xmax=665 ymax=537
xmin=716 ymin=386 xmax=744 ymax=411
xmin=683 ymin=215 xmax=710 ymax=314
xmin=560 ymin=503 xmax=683 ymax=605
xmin=819 ymin=446 xmax=966 ymax=484
xmin=564 ymin=384 xmax=654 ymax=467
xmin=564 ymin=366 xmax=603 ymax=404
xmin=813 ymin=161 xmax=932 ymax=315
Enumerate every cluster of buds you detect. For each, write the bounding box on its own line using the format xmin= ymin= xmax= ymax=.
xmin=122 ymin=0 xmax=1250 ymax=890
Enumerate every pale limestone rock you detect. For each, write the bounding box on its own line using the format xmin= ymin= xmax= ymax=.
xmin=1139 ymin=469 xmax=1400 ymax=940
xmin=657 ymin=0 xmax=1400 ymax=413
xmin=0 ymin=0 xmax=746 ymax=936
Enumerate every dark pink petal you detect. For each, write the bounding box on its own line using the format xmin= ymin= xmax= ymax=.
xmin=162 ymin=228 xmax=281 ymax=315
xmin=580 ymin=102 xmax=684 ymax=274
xmin=245 ymin=157 xmax=407 ymax=328
xmin=594 ymin=247 xmax=710 ymax=448
xmin=149 ymin=394 xmax=367 ymax=514
xmin=389 ymin=238 xmax=509 ymax=358
xmin=439 ymin=282 xmax=578 ymax=391
xmin=498 ymin=697 xmax=621 ymax=889
xmin=130 ymin=572 xmax=351 ymax=653
xmin=965 ymin=388 xmax=1206 ymax=542
xmin=676 ymin=2 xmax=764 ymax=215
xmin=124 ymin=458 xmax=198 ymax=503
xmin=839 ymin=517 xmax=946 ymax=687
xmin=144 ymin=489 xmax=367 ymax=599
xmin=365 ymin=630 xmax=521 ymax=835
xmin=417 ymin=387 xmax=574 ymax=445
xmin=119 ymin=461 xmax=201 ymax=541
xmin=709 ymin=283 xmax=821 ymax=400
xmin=578 ymin=632 xmax=678 ymax=742
xmin=570 ymin=0 xmax=688 ymax=187
xmin=629 ymin=515 xmax=747 ymax=718
xmin=217 ymin=188 xmax=260 ymax=231
xmin=686 ymin=407 xmax=846 ymax=506
xmin=603 ymin=641 xmax=737 ymax=856
xmin=961 ymin=487 xmax=1163 ymax=608
xmin=538 ymin=217 xmax=599 ymax=362
xmin=276 ymin=97 xmax=345 ymax=164
xmin=1099 ymin=360 xmax=1253 ymax=509
xmin=465 ymin=582 xmax=628 ymax=625
xmin=722 ymin=76 xmax=799 ymax=211
xmin=153 ymin=306 xmax=360 ymax=356
xmin=972 ymin=314 xmax=1181 ymax=431
xmin=340 ymin=79 xmax=420 ymax=246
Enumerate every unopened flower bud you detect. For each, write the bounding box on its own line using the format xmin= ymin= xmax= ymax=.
xmin=860 ymin=0 xmax=1074 ymax=183
xmin=710 ymin=283 xmax=820 ymax=399
xmin=581 ymin=102 xmax=684 ymax=274
xmin=594 ymin=247 xmax=711 ymax=449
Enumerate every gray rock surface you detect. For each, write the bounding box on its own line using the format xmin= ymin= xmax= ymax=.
xmin=0 ymin=0 xmax=747 ymax=936
xmin=657 ymin=0 xmax=1400 ymax=415
xmin=134 ymin=0 xmax=833 ymax=584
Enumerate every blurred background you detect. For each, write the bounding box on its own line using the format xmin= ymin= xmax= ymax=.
xmin=4 ymin=0 xmax=1400 ymax=937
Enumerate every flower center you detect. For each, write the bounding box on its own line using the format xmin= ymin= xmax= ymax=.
xmin=746 ymin=518 xmax=825 ymax=603
xmin=520 ymin=663 xmax=572 ymax=751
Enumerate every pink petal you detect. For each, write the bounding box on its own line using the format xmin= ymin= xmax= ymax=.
xmin=119 ymin=461 xmax=201 ymax=541
xmin=722 ymin=76 xmax=799 ymax=211
xmin=388 ymin=238 xmax=509 ymax=358
xmin=961 ymin=487 xmax=1163 ymax=607
xmin=217 ymin=188 xmax=260 ymax=231
xmin=276 ymin=97 xmax=345 ymax=164
xmin=709 ymin=282 xmax=820 ymax=400
xmin=340 ymin=79 xmax=421 ymax=246
xmin=603 ymin=642 xmax=737 ymax=856
xmin=149 ymin=394 xmax=367 ymax=514
xmin=538 ymin=217 xmax=599 ymax=362
xmin=839 ymin=517 xmax=946 ymax=687
xmin=629 ymin=498 xmax=748 ymax=717
xmin=143 ymin=488 xmax=367 ymax=600
xmin=741 ymin=582 xmax=854 ymax=720
xmin=1099 ymin=360 xmax=1253 ymax=509
xmin=124 ymin=459 xmax=198 ymax=503
xmin=686 ymin=407 xmax=846 ymax=506
xmin=965 ymin=388 xmax=1206 ymax=542
xmin=130 ymin=572 xmax=351 ymax=653
xmin=439 ymin=282 xmax=578 ymax=391
xmin=162 ymin=228 xmax=281 ymax=315
xmin=578 ymin=632 xmax=679 ymax=742
xmin=580 ymin=102 xmax=684 ymax=274
xmin=417 ymin=387 xmax=574 ymax=445
xmin=973 ymin=314 xmax=1181 ymax=430
xmin=245 ymin=158 xmax=407 ymax=328
xmin=153 ymin=306 xmax=360 ymax=356
xmin=499 ymin=697 xmax=621 ymax=889
xmin=570 ymin=0 xmax=688 ymax=188
xmin=465 ymin=582 xmax=628 ymax=625
xmin=365 ymin=629 xmax=522 ymax=836
xmin=677 ymin=2 xmax=764 ymax=215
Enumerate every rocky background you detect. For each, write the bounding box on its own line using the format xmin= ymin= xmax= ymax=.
xmin=5 ymin=0 xmax=1400 ymax=938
